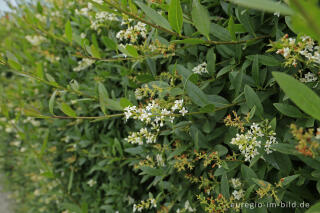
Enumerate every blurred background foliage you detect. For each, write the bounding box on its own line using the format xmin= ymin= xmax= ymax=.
xmin=0 ymin=0 xmax=320 ymax=212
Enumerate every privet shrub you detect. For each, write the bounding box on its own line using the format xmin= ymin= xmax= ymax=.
xmin=0 ymin=0 xmax=320 ymax=212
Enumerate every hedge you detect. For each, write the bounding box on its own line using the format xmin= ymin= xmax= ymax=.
xmin=0 ymin=0 xmax=320 ymax=212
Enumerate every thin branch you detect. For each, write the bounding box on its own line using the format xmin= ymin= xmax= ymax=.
xmin=104 ymin=0 xmax=269 ymax=45
xmin=31 ymin=100 xmax=243 ymax=120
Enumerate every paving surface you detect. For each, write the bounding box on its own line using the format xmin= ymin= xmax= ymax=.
xmin=0 ymin=184 xmax=12 ymax=213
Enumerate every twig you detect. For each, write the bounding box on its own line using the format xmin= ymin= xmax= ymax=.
xmin=104 ymin=0 xmax=269 ymax=45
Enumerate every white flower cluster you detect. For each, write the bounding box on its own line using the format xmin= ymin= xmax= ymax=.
xmin=91 ymin=11 xmax=118 ymax=30
xmin=134 ymin=88 xmax=144 ymax=100
xmin=75 ymin=3 xmax=91 ymax=17
xmin=275 ymin=35 xmax=320 ymax=67
xmin=73 ymin=58 xmax=95 ymax=72
xmin=299 ymin=36 xmax=320 ymax=65
xmin=192 ymin=62 xmax=208 ymax=75
xmin=231 ymin=123 xmax=277 ymax=162
xmin=231 ymin=178 xmax=242 ymax=189
xmin=274 ymin=12 xmax=280 ymax=17
xmin=232 ymin=189 xmax=244 ymax=200
xmin=156 ymin=154 xmax=165 ymax=167
xmin=133 ymin=198 xmax=157 ymax=212
xmin=126 ymin=128 xmax=157 ymax=145
xmin=176 ymin=200 xmax=196 ymax=212
xmin=87 ymin=179 xmax=96 ymax=187
xmin=92 ymin=0 xmax=103 ymax=4
xmin=300 ymin=72 xmax=318 ymax=83
xmin=23 ymin=117 xmax=41 ymax=127
xmin=124 ymin=100 xmax=188 ymax=145
xmin=25 ymin=35 xmax=47 ymax=46
xmin=116 ymin=22 xmax=147 ymax=46
xmin=36 ymin=14 xmax=46 ymax=22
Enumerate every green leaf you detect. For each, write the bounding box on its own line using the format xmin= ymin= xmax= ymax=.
xmin=273 ymin=103 xmax=303 ymax=118
xmin=244 ymin=85 xmax=263 ymax=114
xmin=213 ymin=145 xmax=228 ymax=156
xmin=290 ymin=0 xmax=320 ymax=41
xmin=236 ymin=8 xmax=256 ymax=37
xmin=62 ymin=203 xmax=82 ymax=213
xmin=65 ymin=20 xmax=73 ymax=43
xmin=101 ymin=36 xmax=117 ymax=50
xmin=135 ymin=2 xmax=172 ymax=30
xmin=60 ymin=103 xmax=77 ymax=117
xmin=221 ymin=174 xmax=230 ymax=198
xmin=176 ymin=65 xmax=209 ymax=107
xmin=125 ymin=45 xmax=139 ymax=57
xmin=252 ymin=178 xmax=272 ymax=188
xmin=6 ymin=51 xmax=21 ymax=70
xmin=206 ymin=48 xmax=216 ymax=74
xmin=191 ymin=0 xmax=210 ymax=38
xmin=105 ymin=98 xmax=123 ymax=111
xmin=114 ymin=138 xmax=123 ymax=157
xmin=168 ymin=0 xmax=183 ymax=34
xmin=36 ymin=63 xmax=44 ymax=79
xmin=186 ymin=81 xmax=208 ymax=107
xmin=98 ymin=82 xmax=109 ymax=114
xmin=67 ymin=168 xmax=74 ymax=193
xmin=200 ymin=104 xmax=215 ymax=113
xmin=251 ymin=55 xmax=259 ymax=86
xmin=281 ymin=174 xmax=300 ymax=186
xmin=119 ymin=98 xmax=132 ymax=108
xmin=217 ymin=65 xmax=234 ymax=78
xmin=90 ymin=44 xmax=101 ymax=58
xmin=246 ymin=55 xmax=281 ymax=66
xmin=228 ymin=17 xmax=236 ymax=40
xmin=306 ymin=202 xmax=320 ymax=213
xmin=272 ymin=72 xmax=320 ymax=121
xmin=241 ymin=164 xmax=258 ymax=185
xmin=118 ymin=44 xmax=139 ymax=57
xmin=140 ymin=166 xmax=165 ymax=177
xmin=270 ymin=143 xmax=301 ymax=155
xmin=49 ymin=90 xmax=57 ymax=115
xmin=229 ymin=0 xmax=294 ymax=16
xmin=210 ymin=23 xmax=231 ymax=41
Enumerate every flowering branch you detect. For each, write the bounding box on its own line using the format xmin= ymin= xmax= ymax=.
xmin=104 ymin=0 xmax=269 ymax=45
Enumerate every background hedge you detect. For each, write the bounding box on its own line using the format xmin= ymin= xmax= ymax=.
xmin=1 ymin=0 xmax=320 ymax=212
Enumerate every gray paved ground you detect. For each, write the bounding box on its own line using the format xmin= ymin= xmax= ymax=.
xmin=0 ymin=184 xmax=12 ymax=213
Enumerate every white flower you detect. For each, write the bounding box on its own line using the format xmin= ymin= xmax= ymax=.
xmin=232 ymin=189 xmax=244 ymax=200
xmin=300 ymin=72 xmax=318 ymax=83
xmin=184 ymin=200 xmax=195 ymax=212
xmin=192 ymin=62 xmax=208 ymax=75
xmin=288 ymin=38 xmax=296 ymax=45
xmin=150 ymin=198 xmax=157 ymax=208
xmin=283 ymin=47 xmax=291 ymax=58
xmin=73 ymin=58 xmax=95 ymax=72
xmin=91 ymin=11 xmax=118 ymax=30
xmin=231 ymin=178 xmax=242 ymax=188
xmin=93 ymin=0 xmax=103 ymax=4
xmin=156 ymin=154 xmax=165 ymax=167
xmin=116 ymin=21 xmax=148 ymax=45
xmin=274 ymin=12 xmax=280 ymax=17
xmin=87 ymin=179 xmax=96 ymax=187
xmin=179 ymin=107 xmax=188 ymax=116
xmin=231 ymin=122 xmax=277 ymax=161
xmin=25 ymin=35 xmax=47 ymax=46
xmin=36 ymin=14 xmax=46 ymax=22
xmin=124 ymin=99 xmax=187 ymax=145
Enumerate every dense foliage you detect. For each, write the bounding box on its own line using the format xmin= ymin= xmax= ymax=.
xmin=0 ymin=0 xmax=320 ymax=212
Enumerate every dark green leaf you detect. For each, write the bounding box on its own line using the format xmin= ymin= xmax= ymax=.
xmin=273 ymin=72 xmax=320 ymax=121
